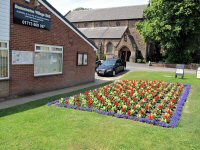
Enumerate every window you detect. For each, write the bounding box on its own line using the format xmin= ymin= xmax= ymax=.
xmin=124 ymin=34 xmax=127 ymax=42
xmin=0 ymin=41 xmax=9 ymax=79
xmin=99 ymin=22 xmax=103 ymax=27
xmin=116 ymin=21 xmax=120 ymax=26
xmin=77 ymin=53 xmax=88 ymax=66
xmin=106 ymin=42 xmax=113 ymax=54
xmin=84 ymin=22 xmax=88 ymax=27
xmin=34 ymin=44 xmax=63 ymax=76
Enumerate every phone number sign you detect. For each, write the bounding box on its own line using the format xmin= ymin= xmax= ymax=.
xmin=13 ymin=3 xmax=51 ymax=30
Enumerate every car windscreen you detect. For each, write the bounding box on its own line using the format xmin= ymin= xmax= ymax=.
xmin=103 ymin=60 xmax=116 ymax=66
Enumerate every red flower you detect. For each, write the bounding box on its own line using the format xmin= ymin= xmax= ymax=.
xmin=145 ymin=104 xmax=149 ymax=109
xmin=110 ymin=96 xmax=114 ymax=101
xmin=127 ymin=101 xmax=131 ymax=106
xmin=88 ymin=101 xmax=93 ymax=106
xmin=65 ymin=100 xmax=69 ymax=104
xmin=166 ymin=109 xmax=172 ymax=115
xmin=164 ymin=114 xmax=170 ymax=120
xmin=114 ymin=101 xmax=119 ymax=107
xmin=122 ymin=107 xmax=125 ymax=112
xmin=144 ymin=97 xmax=148 ymax=101
xmin=148 ymin=114 xmax=155 ymax=120
xmin=155 ymin=96 xmax=160 ymax=101
xmin=129 ymin=92 xmax=134 ymax=98
xmin=128 ymin=110 xmax=133 ymax=116
xmin=133 ymin=97 xmax=137 ymax=102
xmin=169 ymin=103 xmax=173 ymax=109
xmin=158 ymin=105 xmax=163 ymax=110
xmin=78 ymin=103 xmax=81 ymax=107
xmin=171 ymin=99 xmax=177 ymax=104
xmin=139 ymin=109 xmax=145 ymax=114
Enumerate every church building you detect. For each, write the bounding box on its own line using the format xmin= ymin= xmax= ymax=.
xmin=66 ymin=5 xmax=148 ymax=62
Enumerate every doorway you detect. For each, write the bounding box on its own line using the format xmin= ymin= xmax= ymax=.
xmin=119 ymin=47 xmax=131 ymax=62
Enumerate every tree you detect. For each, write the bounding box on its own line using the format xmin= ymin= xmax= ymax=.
xmin=137 ymin=0 xmax=200 ymax=63
xmin=73 ymin=7 xmax=90 ymax=11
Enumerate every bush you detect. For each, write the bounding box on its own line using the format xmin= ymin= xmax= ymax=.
xmin=96 ymin=55 xmax=99 ymax=61
xmin=137 ymin=59 xmax=146 ymax=63
xmin=102 ymin=54 xmax=106 ymax=60
xmin=137 ymin=59 xmax=142 ymax=63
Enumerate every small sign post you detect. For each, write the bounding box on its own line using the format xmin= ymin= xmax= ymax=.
xmin=197 ymin=67 xmax=200 ymax=79
xmin=175 ymin=64 xmax=184 ymax=79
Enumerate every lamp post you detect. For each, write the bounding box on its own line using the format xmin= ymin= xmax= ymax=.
xmin=98 ymin=42 xmax=102 ymax=60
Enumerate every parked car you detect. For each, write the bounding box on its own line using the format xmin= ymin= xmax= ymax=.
xmin=95 ymin=60 xmax=102 ymax=69
xmin=96 ymin=58 xmax=126 ymax=76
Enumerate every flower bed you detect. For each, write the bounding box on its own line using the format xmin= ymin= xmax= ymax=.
xmin=48 ymin=80 xmax=191 ymax=128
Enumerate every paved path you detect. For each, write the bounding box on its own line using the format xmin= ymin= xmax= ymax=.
xmin=0 ymin=79 xmax=109 ymax=110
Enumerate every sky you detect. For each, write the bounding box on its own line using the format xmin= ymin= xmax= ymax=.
xmin=47 ymin=0 xmax=149 ymax=15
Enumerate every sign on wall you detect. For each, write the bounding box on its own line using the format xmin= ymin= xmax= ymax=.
xmin=13 ymin=3 xmax=51 ymax=30
xmin=12 ymin=50 xmax=33 ymax=65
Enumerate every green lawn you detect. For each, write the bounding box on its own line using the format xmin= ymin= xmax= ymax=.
xmin=0 ymin=72 xmax=200 ymax=150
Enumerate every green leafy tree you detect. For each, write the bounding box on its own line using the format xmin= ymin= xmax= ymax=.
xmin=137 ymin=0 xmax=200 ymax=63
xmin=74 ymin=7 xmax=90 ymax=11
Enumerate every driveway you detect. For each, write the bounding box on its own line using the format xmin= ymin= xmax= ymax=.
xmin=95 ymin=70 xmax=130 ymax=81
xmin=95 ymin=62 xmax=196 ymax=81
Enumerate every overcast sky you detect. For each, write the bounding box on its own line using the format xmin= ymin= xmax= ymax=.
xmin=47 ymin=0 xmax=149 ymax=15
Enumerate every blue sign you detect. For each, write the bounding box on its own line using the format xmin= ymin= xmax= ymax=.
xmin=14 ymin=3 xmax=51 ymax=30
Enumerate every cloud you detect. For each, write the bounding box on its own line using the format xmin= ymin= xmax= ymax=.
xmin=47 ymin=0 xmax=149 ymax=15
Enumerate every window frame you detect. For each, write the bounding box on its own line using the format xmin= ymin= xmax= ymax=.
xmin=77 ymin=52 xmax=88 ymax=66
xmin=34 ymin=44 xmax=64 ymax=77
xmin=0 ymin=41 xmax=9 ymax=80
xmin=106 ymin=42 xmax=113 ymax=54
xmin=116 ymin=21 xmax=120 ymax=26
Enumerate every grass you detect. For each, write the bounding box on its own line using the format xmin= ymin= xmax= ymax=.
xmin=0 ymin=72 xmax=200 ymax=150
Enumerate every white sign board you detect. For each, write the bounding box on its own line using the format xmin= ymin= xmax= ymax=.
xmin=176 ymin=69 xmax=184 ymax=74
xmin=12 ymin=50 xmax=33 ymax=65
xmin=197 ymin=67 xmax=200 ymax=79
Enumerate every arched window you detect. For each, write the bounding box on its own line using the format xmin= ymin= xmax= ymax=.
xmin=107 ymin=42 xmax=113 ymax=54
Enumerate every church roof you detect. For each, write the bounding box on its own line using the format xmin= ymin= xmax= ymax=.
xmin=78 ymin=26 xmax=128 ymax=39
xmin=66 ymin=5 xmax=147 ymax=22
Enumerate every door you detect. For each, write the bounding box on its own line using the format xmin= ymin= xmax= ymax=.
xmin=121 ymin=51 xmax=126 ymax=62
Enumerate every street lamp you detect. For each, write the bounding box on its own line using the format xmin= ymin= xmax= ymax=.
xmin=98 ymin=42 xmax=102 ymax=60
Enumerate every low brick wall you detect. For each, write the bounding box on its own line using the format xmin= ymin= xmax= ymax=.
xmin=153 ymin=63 xmax=199 ymax=70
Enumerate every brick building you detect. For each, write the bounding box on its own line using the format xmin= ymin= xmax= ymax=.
xmin=0 ymin=0 xmax=97 ymax=99
xmin=66 ymin=5 xmax=147 ymax=62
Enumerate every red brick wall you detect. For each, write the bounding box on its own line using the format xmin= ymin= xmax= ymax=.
xmin=9 ymin=0 xmax=95 ymax=96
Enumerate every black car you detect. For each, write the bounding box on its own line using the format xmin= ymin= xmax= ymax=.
xmin=96 ymin=58 xmax=126 ymax=76
xmin=95 ymin=60 xmax=102 ymax=69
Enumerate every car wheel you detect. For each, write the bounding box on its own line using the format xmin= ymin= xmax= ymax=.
xmin=123 ymin=66 xmax=126 ymax=71
xmin=112 ymin=70 xmax=116 ymax=77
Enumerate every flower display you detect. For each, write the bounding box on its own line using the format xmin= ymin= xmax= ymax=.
xmin=48 ymin=80 xmax=191 ymax=128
